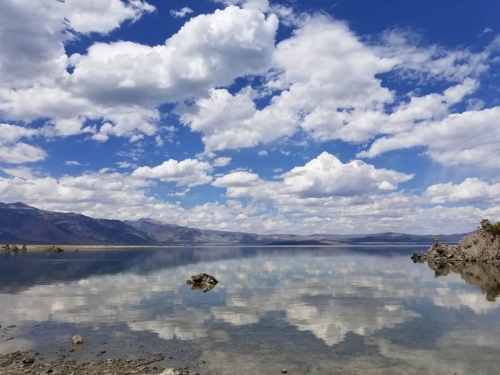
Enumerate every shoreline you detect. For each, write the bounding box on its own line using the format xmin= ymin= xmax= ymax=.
xmin=3 ymin=244 xmax=184 ymax=250
xmin=0 ymin=351 xmax=186 ymax=375
xmin=2 ymin=243 xmax=434 ymax=251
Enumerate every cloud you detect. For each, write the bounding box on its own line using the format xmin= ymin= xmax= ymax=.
xmin=0 ymin=0 xmax=497 ymax=160
xmin=425 ymin=178 xmax=500 ymax=204
xmin=0 ymin=123 xmax=39 ymax=144
xmin=59 ymin=0 xmax=155 ymax=35
xmin=215 ymin=0 xmax=270 ymax=12
xmin=116 ymin=161 xmax=138 ymax=169
xmin=0 ymin=171 xmax=151 ymax=215
xmin=0 ymin=0 xmax=158 ymax=142
xmin=213 ymin=171 xmax=260 ymax=188
xmin=129 ymin=134 xmax=144 ymax=143
xmin=0 ymin=1 xmax=499 ymax=235
xmin=0 ymin=167 xmax=499 ymax=235
xmin=132 ymin=158 xmax=213 ymax=186
xmin=481 ymin=28 xmax=494 ymax=36
xmin=0 ymin=144 xmax=46 ymax=164
xmin=177 ymin=14 xmax=495 ymax=153
xmin=379 ymin=30 xmax=491 ymax=82
xmin=358 ymin=106 xmax=500 ymax=168
xmin=64 ymin=161 xmax=81 ymax=166
xmin=0 ymin=124 xmax=46 ymax=164
xmin=0 ymin=2 xmax=277 ymax=144
xmin=177 ymin=87 xmax=296 ymax=152
xmin=213 ymin=157 xmax=232 ymax=167
xmin=155 ymin=135 xmax=164 ymax=147
xmin=170 ymin=7 xmax=193 ymax=18
xmin=1 ymin=166 xmax=35 ymax=180
xmin=0 ymin=0 xmax=155 ymax=88
xmin=280 ymin=152 xmax=413 ymax=198
xmin=67 ymin=6 xmax=277 ymax=106
xmin=178 ymin=15 xmax=393 ymax=150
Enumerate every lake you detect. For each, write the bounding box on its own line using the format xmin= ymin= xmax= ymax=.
xmin=1 ymin=246 xmax=500 ymax=374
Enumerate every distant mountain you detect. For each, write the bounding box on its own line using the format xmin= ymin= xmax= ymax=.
xmin=0 ymin=202 xmax=155 ymax=245
xmin=0 ymin=202 xmax=466 ymax=246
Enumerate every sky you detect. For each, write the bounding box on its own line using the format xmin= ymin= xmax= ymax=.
xmin=0 ymin=0 xmax=499 ymax=235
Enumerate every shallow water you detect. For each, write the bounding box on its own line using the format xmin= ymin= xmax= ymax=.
xmin=1 ymin=246 xmax=500 ymax=374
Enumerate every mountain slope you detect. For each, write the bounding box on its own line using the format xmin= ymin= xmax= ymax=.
xmin=0 ymin=202 xmax=155 ymax=245
xmin=0 ymin=202 xmax=466 ymax=245
xmin=127 ymin=218 xmax=466 ymax=246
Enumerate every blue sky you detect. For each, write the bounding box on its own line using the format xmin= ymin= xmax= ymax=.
xmin=0 ymin=0 xmax=499 ymax=234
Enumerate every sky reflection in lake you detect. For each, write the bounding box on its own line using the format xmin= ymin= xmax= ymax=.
xmin=1 ymin=247 xmax=500 ymax=374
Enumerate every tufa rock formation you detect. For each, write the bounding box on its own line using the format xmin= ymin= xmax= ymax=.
xmin=186 ymin=273 xmax=219 ymax=293
xmin=412 ymin=219 xmax=500 ymax=264
xmin=2 ymin=244 xmax=22 ymax=253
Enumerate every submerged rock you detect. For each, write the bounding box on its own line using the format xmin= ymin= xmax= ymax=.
xmin=186 ymin=273 xmax=218 ymax=293
xmin=412 ymin=219 xmax=500 ymax=264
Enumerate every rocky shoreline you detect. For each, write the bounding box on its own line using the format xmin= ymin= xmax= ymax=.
xmin=412 ymin=219 xmax=500 ymax=264
xmin=0 ymin=351 xmax=198 ymax=375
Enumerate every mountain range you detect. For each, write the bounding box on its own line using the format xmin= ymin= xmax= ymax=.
xmin=0 ymin=202 xmax=466 ymax=246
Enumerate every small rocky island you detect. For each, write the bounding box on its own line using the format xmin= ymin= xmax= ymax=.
xmin=186 ymin=273 xmax=219 ymax=293
xmin=412 ymin=219 xmax=500 ymax=263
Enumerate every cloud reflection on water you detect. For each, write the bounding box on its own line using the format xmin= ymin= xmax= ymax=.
xmin=0 ymin=249 xmax=499 ymax=351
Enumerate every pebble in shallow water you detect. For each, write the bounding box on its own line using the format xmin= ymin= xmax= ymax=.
xmin=71 ymin=335 xmax=83 ymax=345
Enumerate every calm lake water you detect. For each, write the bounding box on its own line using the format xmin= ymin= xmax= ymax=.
xmin=1 ymin=246 xmax=500 ymax=374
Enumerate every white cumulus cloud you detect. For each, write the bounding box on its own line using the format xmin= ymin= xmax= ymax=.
xmin=359 ymin=106 xmax=500 ymax=168
xmin=213 ymin=157 xmax=232 ymax=167
xmin=425 ymin=178 xmax=500 ymax=204
xmin=0 ymin=124 xmax=45 ymax=164
xmin=281 ymin=152 xmax=413 ymax=198
xmin=132 ymin=159 xmax=213 ymax=186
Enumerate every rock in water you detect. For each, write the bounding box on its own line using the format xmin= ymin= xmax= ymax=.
xmin=46 ymin=246 xmax=65 ymax=254
xmin=412 ymin=219 xmax=500 ymax=264
xmin=189 ymin=273 xmax=218 ymax=284
xmin=72 ymin=335 xmax=83 ymax=345
xmin=186 ymin=273 xmax=218 ymax=293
